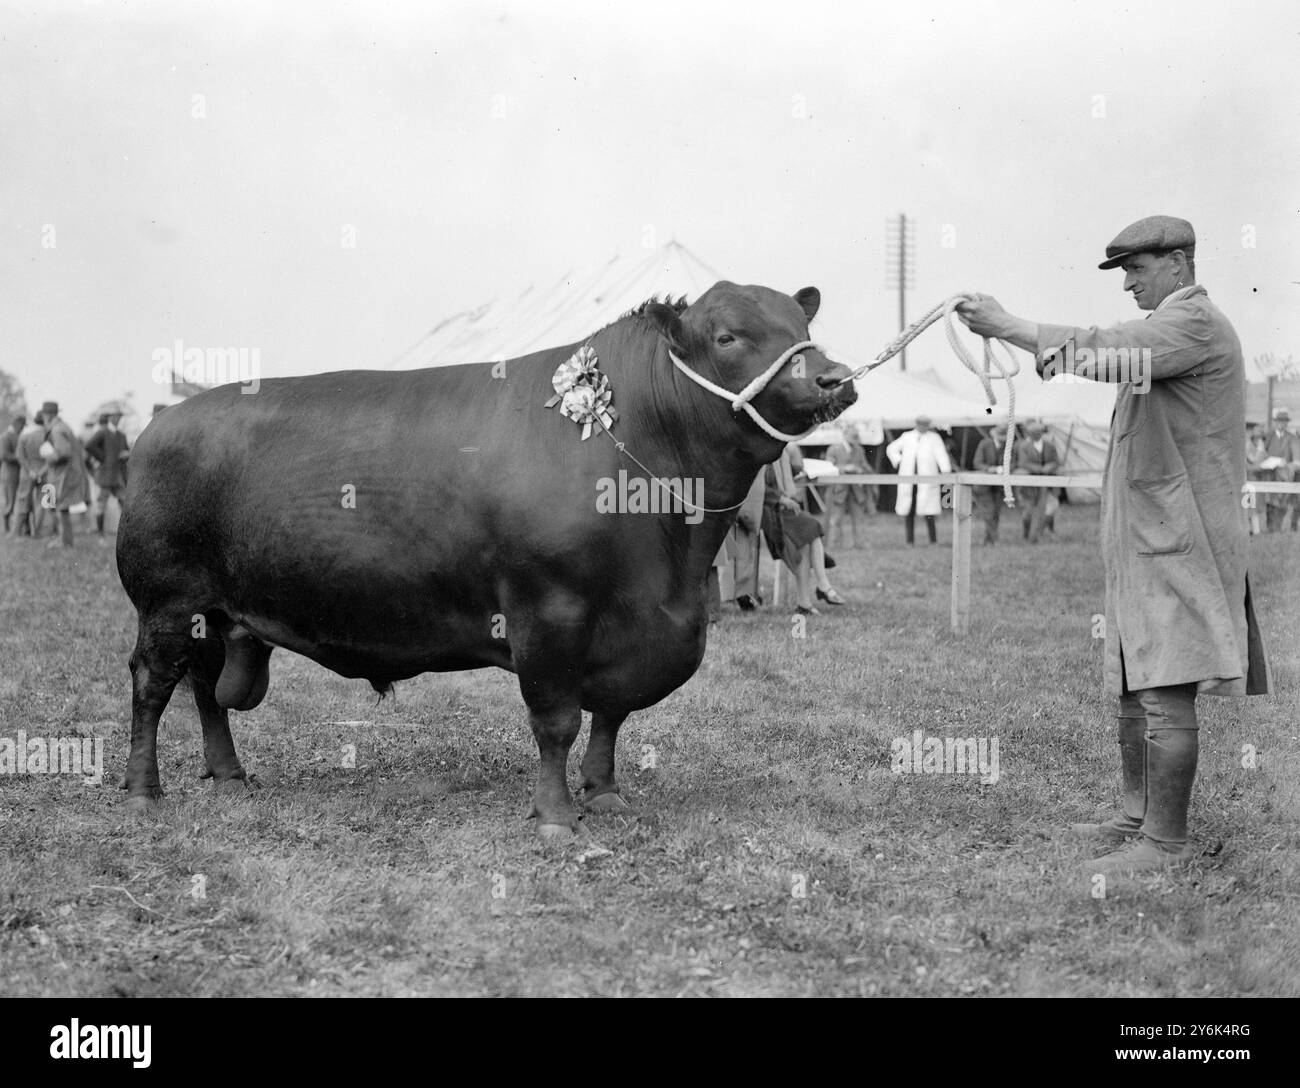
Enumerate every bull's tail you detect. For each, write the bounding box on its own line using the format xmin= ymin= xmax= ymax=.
xmin=214 ymin=625 xmax=273 ymax=711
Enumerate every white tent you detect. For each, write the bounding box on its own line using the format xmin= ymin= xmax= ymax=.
xmin=390 ymin=240 xmax=725 ymax=369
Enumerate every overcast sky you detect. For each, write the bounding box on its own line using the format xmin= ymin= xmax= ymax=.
xmin=2 ymin=0 xmax=1297 ymax=423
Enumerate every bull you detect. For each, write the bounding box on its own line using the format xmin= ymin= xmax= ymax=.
xmin=116 ymin=281 xmax=856 ymax=839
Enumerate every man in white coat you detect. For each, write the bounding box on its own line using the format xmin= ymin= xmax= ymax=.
xmin=886 ymin=415 xmax=951 ymax=545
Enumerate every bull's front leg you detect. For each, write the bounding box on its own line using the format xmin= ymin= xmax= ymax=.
xmin=523 ymin=698 xmax=582 ymax=841
xmin=511 ymin=590 xmax=591 ymax=841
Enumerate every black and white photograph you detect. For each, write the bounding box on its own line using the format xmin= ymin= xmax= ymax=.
xmin=1 ymin=0 xmax=1296 ymax=1034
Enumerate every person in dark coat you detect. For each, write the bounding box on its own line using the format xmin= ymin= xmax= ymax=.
xmin=958 ymin=214 xmax=1270 ymax=875
xmin=1262 ymin=408 xmax=1300 ymax=531
xmin=1013 ymin=421 xmax=1060 ymax=543
xmin=84 ymin=412 xmax=131 ymax=534
xmin=1 ymin=414 xmax=22 ymax=534
xmin=761 ymin=446 xmax=844 ymax=613
xmin=971 ymin=423 xmax=1009 ymax=545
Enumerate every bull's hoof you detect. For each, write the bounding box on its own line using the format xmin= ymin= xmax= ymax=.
xmin=122 ymin=792 xmax=162 ymax=815
xmin=584 ymin=791 xmax=631 ymax=815
xmin=209 ymin=775 xmax=258 ymax=799
xmin=536 ymin=822 xmax=577 ymax=843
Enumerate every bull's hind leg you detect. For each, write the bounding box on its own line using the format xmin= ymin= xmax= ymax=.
xmin=582 ymin=712 xmax=632 ymax=814
xmin=123 ymin=613 xmax=194 ymax=812
xmin=189 ymin=634 xmax=255 ymax=795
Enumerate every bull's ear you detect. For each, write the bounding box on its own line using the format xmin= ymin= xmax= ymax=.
xmin=644 ymin=302 xmax=686 ymax=353
xmin=793 ymin=287 xmax=821 ymax=324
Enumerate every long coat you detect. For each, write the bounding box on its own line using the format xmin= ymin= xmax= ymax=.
xmin=1037 ymin=285 xmax=1269 ymax=697
xmin=43 ymin=417 xmax=90 ymax=511
xmin=886 ymin=429 xmax=951 ymax=516
xmin=84 ymin=426 xmax=131 ymax=488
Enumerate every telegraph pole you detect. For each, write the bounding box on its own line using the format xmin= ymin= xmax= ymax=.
xmin=885 ymin=213 xmax=916 ymax=370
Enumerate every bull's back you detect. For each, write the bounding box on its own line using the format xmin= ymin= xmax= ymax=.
xmin=116 ymin=361 xmax=638 ymax=674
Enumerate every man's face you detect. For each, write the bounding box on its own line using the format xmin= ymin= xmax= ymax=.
xmin=1121 ymin=252 xmax=1183 ymax=311
xmin=993 ymin=427 xmax=1008 ymax=443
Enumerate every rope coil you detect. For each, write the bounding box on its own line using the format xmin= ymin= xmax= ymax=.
xmin=842 ymin=294 xmax=1021 ymax=507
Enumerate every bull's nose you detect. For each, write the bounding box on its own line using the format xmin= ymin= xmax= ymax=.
xmin=816 ymin=368 xmax=852 ymax=390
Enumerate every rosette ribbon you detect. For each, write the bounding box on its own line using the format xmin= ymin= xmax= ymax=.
xmin=544 ymin=345 xmax=618 ymax=440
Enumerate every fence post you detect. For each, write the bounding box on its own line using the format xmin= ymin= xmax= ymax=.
xmin=951 ymin=480 xmax=972 ymax=636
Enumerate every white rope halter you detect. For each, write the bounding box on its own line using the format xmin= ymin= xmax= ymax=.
xmin=668 ymin=340 xmax=820 ymax=444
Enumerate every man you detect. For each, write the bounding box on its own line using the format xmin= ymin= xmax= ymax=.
xmin=10 ymin=411 xmax=47 ymax=537
xmin=1014 ymin=421 xmax=1060 ymax=544
xmin=1262 ymin=408 xmax=1300 ymax=532
xmin=39 ymin=400 xmax=90 ymax=549
xmin=886 ymin=415 xmax=951 ymax=545
xmin=1 ymin=414 xmax=22 ymax=533
xmin=957 ymin=215 xmax=1269 ymax=875
xmin=971 ymin=423 xmax=1009 ymax=545
xmin=824 ymin=422 xmax=870 ymax=548
xmin=84 ymin=411 xmax=131 ymax=535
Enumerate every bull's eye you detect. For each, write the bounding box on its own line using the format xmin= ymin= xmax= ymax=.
xmin=716 ymin=333 xmax=736 ymax=346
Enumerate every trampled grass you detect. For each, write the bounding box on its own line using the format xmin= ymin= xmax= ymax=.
xmin=1 ymin=503 xmax=1297 ymax=997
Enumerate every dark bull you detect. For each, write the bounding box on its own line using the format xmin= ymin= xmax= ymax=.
xmin=116 ymin=282 xmax=856 ymax=839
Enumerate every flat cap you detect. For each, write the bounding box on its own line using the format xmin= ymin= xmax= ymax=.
xmin=1099 ymin=215 xmax=1196 ymax=270
xmin=1273 ymin=408 xmax=1291 ymax=422
xmin=40 ymin=400 xmax=59 ymax=415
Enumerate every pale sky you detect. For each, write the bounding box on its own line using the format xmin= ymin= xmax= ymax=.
xmin=2 ymin=0 xmax=1297 ymax=423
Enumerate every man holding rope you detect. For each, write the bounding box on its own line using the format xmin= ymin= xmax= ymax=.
xmin=956 ymin=215 xmax=1270 ymax=875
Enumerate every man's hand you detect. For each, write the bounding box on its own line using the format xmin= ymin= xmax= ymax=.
xmin=956 ymin=294 xmax=1040 ymax=354
xmin=779 ymin=496 xmax=800 ymax=513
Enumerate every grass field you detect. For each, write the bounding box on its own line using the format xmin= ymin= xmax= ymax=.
xmin=1 ymin=502 xmax=1297 ymax=997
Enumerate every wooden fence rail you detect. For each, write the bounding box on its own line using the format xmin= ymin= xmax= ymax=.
xmin=802 ymin=473 xmax=1300 ymax=636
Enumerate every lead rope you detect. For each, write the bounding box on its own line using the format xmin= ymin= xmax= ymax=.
xmin=840 ymin=294 xmax=1021 ymax=507
xmin=592 ymin=419 xmax=750 ymax=515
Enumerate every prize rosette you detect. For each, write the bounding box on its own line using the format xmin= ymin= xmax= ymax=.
xmin=544 ymin=345 xmax=617 ymax=440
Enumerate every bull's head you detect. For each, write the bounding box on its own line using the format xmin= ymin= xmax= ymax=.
xmin=645 ymin=282 xmax=857 ymax=449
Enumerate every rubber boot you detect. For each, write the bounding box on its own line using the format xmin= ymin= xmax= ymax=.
xmin=1071 ymin=715 xmax=1145 ymax=846
xmin=905 ymin=512 xmax=915 ymax=545
xmin=96 ymin=513 xmax=104 ymax=534
xmin=1090 ymin=705 xmax=1198 ymax=874
xmin=926 ymin=516 xmax=937 ymax=544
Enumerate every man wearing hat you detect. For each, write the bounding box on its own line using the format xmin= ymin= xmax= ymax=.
xmin=38 ymin=400 xmax=90 ymax=549
xmin=1013 ymin=420 xmax=1060 ymax=544
xmin=1263 ymin=408 xmax=1300 ymax=532
xmin=886 ymin=415 xmax=951 ymax=544
xmin=84 ymin=411 xmax=131 ymax=535
xmin=957 ymin=215 xmax=1269 ymax=874
xmin=971 ymin=423 xmax=1009 ymax=545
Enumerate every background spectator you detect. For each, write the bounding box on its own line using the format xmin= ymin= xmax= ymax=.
xmin=886 ymin=415 xmax=951 ymax=545
xmin=1014 ymin=420 xmax=1059 ymax=544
